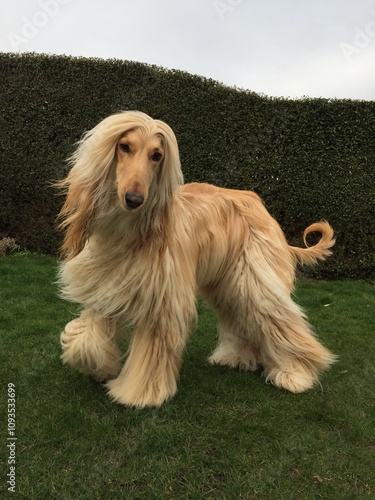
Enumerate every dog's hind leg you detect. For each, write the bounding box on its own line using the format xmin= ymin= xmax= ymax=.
xmin=208 ymin=231 xmax=335 ymax=393
xmin=208 ymin=314 xmax=259 ymax=372
xmin=254 ymin=296 xmax=336 ymax=393
xmin=244 ymin=239 xmax=336 ymax=393
xmin=60 ymin=310 xmax=121 ymax=381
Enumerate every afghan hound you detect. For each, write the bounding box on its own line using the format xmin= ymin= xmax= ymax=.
xmin=57 ymin=110 xmax=336 ymax=408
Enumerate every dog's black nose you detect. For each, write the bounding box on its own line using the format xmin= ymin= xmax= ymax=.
xmin=125 ymin=192 xmax=144 ymax=209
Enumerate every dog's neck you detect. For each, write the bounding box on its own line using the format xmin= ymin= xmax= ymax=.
xmin=91 ymin=195 xmax=176 ymax=250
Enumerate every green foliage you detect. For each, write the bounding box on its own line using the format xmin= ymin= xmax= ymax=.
xmin=0 ymin=255 xmax=374 ymax=498
xmin=0 ymin=52 xmax=374 ymax=278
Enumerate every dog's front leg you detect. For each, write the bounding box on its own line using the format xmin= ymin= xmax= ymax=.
xmin=106 ymin=325 xmax=186 ymax=408
xmin=60 ymin=309 xmax=121 ymax=381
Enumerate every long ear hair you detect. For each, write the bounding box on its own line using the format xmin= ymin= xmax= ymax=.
xmin=56 ymin=111 xmax=183 ymax=259
xmin=148 ymin=118 xmax=183 ymax=210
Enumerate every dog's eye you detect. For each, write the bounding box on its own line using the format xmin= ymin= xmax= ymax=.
xmin=119 ymin=143 xmax=130 ymax=153
xmin=152 ymin=151 xmax=163 ymax=162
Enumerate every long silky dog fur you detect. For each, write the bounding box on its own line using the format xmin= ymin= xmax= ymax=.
xmin=56 ymin=110 xmax=336 ymax=408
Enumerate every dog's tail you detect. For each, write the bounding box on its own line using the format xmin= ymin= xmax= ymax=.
xmin=290 ymin=221 xmax=335 ymax=266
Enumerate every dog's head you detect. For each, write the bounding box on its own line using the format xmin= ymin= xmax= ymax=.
xmin=57 ymin=111 xmax=183 ymax=258
xmin=114 ymin=116 xmax=182 ymax=211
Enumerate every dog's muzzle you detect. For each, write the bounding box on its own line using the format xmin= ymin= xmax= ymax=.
xmin=125 ymin=191 xmax=144 ymax=209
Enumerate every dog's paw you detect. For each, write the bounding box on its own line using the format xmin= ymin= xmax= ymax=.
xmin=264 ymin=364 xmax=316 ymax=393
xmin=60 ymin=318 xmax=89 ymax=365
xmin=208 ymin=346 xmax=258 ymax=372
xmin=60 ymin=317 xmax=121 ymax=381
xmin=106 ymin=377 xmax=177 ymax=408
xmin=60 ymin=317 xmax=87 ymax=344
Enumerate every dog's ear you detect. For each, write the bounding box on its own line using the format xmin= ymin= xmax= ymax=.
xmin=55 ymin=117 xmax=118 ymax=260
xmin=155 ymin=123 xmax=184 ymax=201
xmin=56 ymin=174 xmax=97 ymax=260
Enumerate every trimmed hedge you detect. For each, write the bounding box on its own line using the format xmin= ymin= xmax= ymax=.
xmin=0 ymin=52 xmax=374 ymax=279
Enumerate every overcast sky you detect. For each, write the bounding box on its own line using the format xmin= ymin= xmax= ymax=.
xmin=1 ymin=0 xmax=374 ymax=100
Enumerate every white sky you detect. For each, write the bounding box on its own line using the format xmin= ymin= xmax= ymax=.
xmin=1 ymin=0 xmax=374 ymax=100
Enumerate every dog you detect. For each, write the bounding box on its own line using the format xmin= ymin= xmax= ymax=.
xmin=57 ymin=110 xmax=336 ymax=408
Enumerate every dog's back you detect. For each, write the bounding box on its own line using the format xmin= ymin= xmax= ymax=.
xmin=181 ymin=182 xmax=335 ymax=270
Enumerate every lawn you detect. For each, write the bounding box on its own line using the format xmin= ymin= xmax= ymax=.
xmin=1 ymin=254 xmax=374 ymax=499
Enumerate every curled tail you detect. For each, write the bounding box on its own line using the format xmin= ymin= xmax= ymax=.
xmin=290 ymin=221 xmax=335 ymax=266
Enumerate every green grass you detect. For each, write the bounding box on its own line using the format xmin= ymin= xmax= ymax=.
xmin=1 ymin=254 xmax=374 ymax=499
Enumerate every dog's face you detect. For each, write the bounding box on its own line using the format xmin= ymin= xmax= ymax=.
xmin=116 ymin=129 xmax=165 ymax=210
